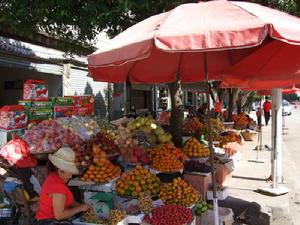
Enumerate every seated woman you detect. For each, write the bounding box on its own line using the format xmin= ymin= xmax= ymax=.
xmin=35 ymin=147 xmax=88 ymax=225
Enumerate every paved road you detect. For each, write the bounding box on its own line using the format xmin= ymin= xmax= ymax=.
xmin=281 ymin=106 xmax=300 ymax=223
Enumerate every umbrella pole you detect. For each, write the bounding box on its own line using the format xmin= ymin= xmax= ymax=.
xmin=204 ymin=53 xmax=219 ymax=225
xmin=258 ymin=89 xmax=289 ymax=195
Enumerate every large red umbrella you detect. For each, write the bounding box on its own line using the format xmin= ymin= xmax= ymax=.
xmin=255 ymin=86 xmax=300 ymax=95
xmin=88 ymin=1 xmax=300 ymax=223
xmin=88 ymin=1 xmax=300 ymax=84
xmin=221 ymin=41 xmax=300 ymax=87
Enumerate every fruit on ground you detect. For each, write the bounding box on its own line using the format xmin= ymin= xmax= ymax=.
xmin=116 ymin=165 xmax=160 ymax=198
xmin=159 ymin=177 xmax=200 ymax=207
xmin=144 ymin=204 xmax=193 ymax=225
xmin=182 ymin=137 xmax=210 ymax=158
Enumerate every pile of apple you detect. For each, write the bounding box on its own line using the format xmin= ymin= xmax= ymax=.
xmin=182 ymin=117 xmax=202 ymax=135
xmin=24 ymin=119 xmax=83 ymax=153
xmin=90 ymin=132 xmax=120 ymax=155
xmin=120 ymin=145 xmax=149 ymax=165
xmin=156 ymin=111 xmax=170 ymax=126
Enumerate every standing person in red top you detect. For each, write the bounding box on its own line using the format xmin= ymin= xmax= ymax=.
xmin=35 ymin=147 xmax=89 ymax=225
xmin=263 ymin=97 xmax=272 ymax=126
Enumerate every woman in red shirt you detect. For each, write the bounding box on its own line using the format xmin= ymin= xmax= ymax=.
xmin=35 ymin=147 xmax=88 ymax=225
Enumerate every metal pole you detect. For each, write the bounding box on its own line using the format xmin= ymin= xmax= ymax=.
xmin=271 ymin=88 xmax=283 ymax=186
xmin=204 ymin=53 xmax=219 ymax=225
xmin=124 ymin=82 xmax=127 ymax=116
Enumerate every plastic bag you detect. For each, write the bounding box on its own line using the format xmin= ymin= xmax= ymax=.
xmin=0 ymin=138 xmax=37 ymax=168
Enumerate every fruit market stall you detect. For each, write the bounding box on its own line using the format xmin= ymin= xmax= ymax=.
xmin=0 ymin=79 xmax=242 ymax=225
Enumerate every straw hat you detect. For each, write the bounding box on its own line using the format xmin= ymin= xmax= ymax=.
xmin=48 ymin=147 xmax=79 ymax=175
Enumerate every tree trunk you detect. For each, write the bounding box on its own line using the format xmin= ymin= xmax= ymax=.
xmin=110 ymin=83 xmax=125 ymax=120
xmin=227 ymin=88 xmax=240 ymax=121
xmin=168 ymin=81 xmax=184 ymax=147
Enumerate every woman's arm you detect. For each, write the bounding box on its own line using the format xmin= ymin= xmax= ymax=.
xmin=52 ymin=194 xmax=88 ymax=220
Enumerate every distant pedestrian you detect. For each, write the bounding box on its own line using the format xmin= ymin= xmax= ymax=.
xmin=263 ymin=97 xmax=272 ymax=126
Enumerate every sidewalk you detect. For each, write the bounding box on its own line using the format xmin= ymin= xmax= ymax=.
xmin=219 ymin=116 xmax=293 ymax=225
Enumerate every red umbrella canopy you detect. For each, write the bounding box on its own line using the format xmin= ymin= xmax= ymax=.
xmin=221 ymin=41 xmax=300 ymax=87
xmin=88 ymin=1 xmax=300 ymax=84
xmin=256 ymin=87 xmax=300 ymax=96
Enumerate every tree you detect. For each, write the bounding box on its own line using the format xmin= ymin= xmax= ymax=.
xmin=1 ymin=0 xmax=299 ymax=145
xmin=0 ymin=0 xmax=197 ymax=53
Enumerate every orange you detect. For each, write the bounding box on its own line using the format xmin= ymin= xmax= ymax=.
xmin=135 ymin=185 xmax=142 ymax=192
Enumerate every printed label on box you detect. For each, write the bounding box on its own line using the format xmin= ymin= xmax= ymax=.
xmin=23 ymin=80 xmax=48 ymax=100
xmin=54 ymin=106 xmax=75 ymax=118
xmin=0 ymin=108 xmax=27 ymax=130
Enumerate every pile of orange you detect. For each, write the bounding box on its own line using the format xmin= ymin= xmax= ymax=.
xmin=148 ymin=144 xmax=188 ymax=162
xmin=80 ymin=145 xmax=121 ymax=183
xmin=182 ymin=137 xmax=210 ymax=158
xmin=233 ymin=113 xmax=251 ymax=126
xmin=151 ymin=152 xmax=184 ymax=172
xmin=159 ymin=177 xmax=200 ymax=207
xmin=116 ymin=165 xmax=160 ymax=198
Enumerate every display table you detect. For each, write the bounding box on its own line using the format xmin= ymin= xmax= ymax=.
xmin=73 ymin=217 xmax=126 ymax=225
xmin=68 ymin=177 xmax=118 ymax=192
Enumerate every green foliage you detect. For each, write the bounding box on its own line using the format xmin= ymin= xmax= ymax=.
xmin=0 ymin=0 xmax=196 ymax=52
xmin=252 ymin=0 xmax=300 ymax=16
xmin=1 ymin=0 xmax=299 ymax=54
xmin=283 ymin=93 xmax=299 ymax=101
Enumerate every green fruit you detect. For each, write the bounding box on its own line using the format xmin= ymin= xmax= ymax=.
xmin=208 ymin=204 xmax=213 ymax=209
xmin=195 ymin=209 xmax=202 ymax=216
xmin=201 ymin=206 xmax=208 ymax=212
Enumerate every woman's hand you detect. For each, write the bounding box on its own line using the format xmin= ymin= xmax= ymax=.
xmin=78 ymin=204 xmax=89 ymax=212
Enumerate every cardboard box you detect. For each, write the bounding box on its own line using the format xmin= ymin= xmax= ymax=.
xmin=207 ymin=187 xmax=228 ymax=200
xmin=19 ymin=100 xmax=53 ymax=109
xmin=49 ymin=97 xmax=74 ymax=106
xmin=53 ymin=106 xmax=75 ymax=118
xmin=215 ymin=162 xmax=232 ymax=187
xmin=0 ymin=105 xmax=27 ymax=130
xmin=66 ymin=95 xmax=94 ymax=107
xmin=84 ymin=191 xmax=114 ymax=220
xmin=23 ymin=80 xmax=48 ymax=100
xmin=183 ymin=173 xmax=212 ymax=201
xmin=74 ymin=106 xmax=94 ymax=116
xmin=27 ymin=108 xmax=53 ymax=123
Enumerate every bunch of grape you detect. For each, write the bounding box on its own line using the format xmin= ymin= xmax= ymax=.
xmin=108 ymin=209 xmax=125 ymax=225
xmin=138 ymin=194 xmax=153 ymax=214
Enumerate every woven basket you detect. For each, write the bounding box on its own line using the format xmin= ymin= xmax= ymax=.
xmin=234 ymin=124 xmax=248 ymax=130
xmin=241 ymin=131 xmax=257 ymax=141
